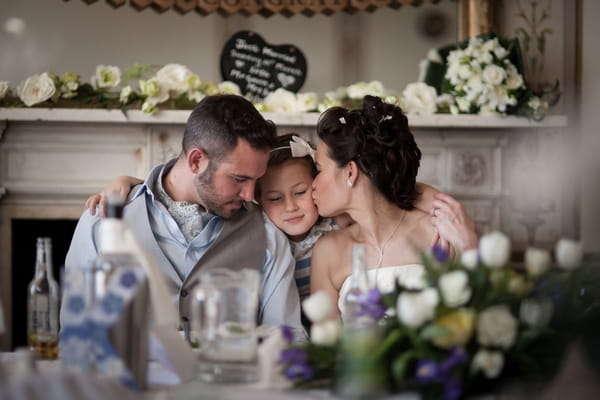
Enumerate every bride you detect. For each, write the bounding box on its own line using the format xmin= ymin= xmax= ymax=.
xmin=310 ymin=95 xmax=479 ymax=318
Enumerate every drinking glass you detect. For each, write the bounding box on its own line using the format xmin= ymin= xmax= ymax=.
xmin=191 ymin=268 xmax=260 ymax=383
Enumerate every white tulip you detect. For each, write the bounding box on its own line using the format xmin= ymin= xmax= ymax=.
xmin=479 ymin=231 xmax=511 ymax=268
xmin=438 ymin=270 xmax=472 ymax=307
xmin=397 ymin=288 xmax=439 ymax=328
xmin=460 ymin=249 xmax=479 ymax=270
xmin=477 ymin=305 xmax=517 ymax=349
xmin=471 ymin=349 xmax=504 ymax=379
xmin=17 ymin=73 xmax=56 ymax=106
xmin=310 ymin=320 xmax=341 ymax=346
xmin=0 ymin=81 xmax=9 ymax=99
xmin=555 ymin=238 xmax=583 ymax=270
xmin=519 ymin=298 xmax=553 ymax=328
xmin=302 ymin=291 xmax=334 ymax=323
xmin=524 ymin=247 xmax=551 ymax=277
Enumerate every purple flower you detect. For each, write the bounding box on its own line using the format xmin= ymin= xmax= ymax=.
xmin=100 ymin=293 xmax=123 ymax=314
xmin=280 ymin=325 xmax=294 ymax=343
xmin=283 ymin=361 xmax=314 ymax=380
xmin=67 ymin=296 xmax=85 ymax=314
xmin=438 ymin=347 xmax=468 ymax=377
xmin=354 ymin=288 xmax=387 ymax=320
xmin=443 ymin=377 xmax=462 ymax=400
xmin=278 ymin=348 xmax=307 ymax=365
xmin=120 ymin=271 xmax=138 ymax=288
xmin=432 ymin=244 xmax=449 ymax=263
xmin=415 ymin=360 xmax=438 ymax=384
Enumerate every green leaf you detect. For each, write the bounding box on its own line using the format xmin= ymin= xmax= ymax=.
xmin=419 ymin=324 xmax=451 ymax=341
xmin=391 ymin=350 xmax=416 ymax=383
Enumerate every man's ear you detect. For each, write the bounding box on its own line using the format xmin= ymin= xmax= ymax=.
xmin=187 ymin=148 xmax=209 ymax=174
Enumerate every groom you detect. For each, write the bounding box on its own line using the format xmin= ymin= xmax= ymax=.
xmin=65 ymin=94 xmax=304 ymax=337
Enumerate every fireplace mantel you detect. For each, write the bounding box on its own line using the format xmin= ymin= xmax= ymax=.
xmin=0 ymin=107 xmax=573 ymax=350
xmin=0 ymin=107 xmax=568 ymax=128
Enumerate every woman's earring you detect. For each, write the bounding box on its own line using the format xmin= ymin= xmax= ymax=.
xmin=346 ymin=179 xmax=353 ymax=188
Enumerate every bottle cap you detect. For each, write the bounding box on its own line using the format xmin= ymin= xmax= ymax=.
xmin=105 ymin=192 xmax=124 ymax=219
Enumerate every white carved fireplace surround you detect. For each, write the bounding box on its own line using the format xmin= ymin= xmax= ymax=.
xmin=0 ymin=108 xmax=570 ymax=350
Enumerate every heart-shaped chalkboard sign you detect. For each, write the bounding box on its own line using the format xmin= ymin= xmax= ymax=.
xmin=220 ymin=30 xmax=307 ymax=100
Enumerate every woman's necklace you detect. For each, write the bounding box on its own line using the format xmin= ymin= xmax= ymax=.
xmin=368 ymin=212 xmax=405 ymax=269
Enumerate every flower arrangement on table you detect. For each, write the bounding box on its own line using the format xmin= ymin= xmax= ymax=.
xmin=277 ymin=231 xmax=598 ymax=399
xmin=0 ymin=34 xmax=559 ymax=120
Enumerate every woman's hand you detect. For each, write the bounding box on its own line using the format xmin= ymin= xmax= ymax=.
xmin=431 ymin=192 xmax=479 ymax=252
xmin=86 ymin=175 xmax=143 ymax=217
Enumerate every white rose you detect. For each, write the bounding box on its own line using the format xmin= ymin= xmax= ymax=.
xmin=477 ymin=305 xmax=517 ymax=349
xmin=471 ymin=349 xmax=504 ymax=379
xmin=400 ymin=82 xmax=437 ymax=115
xmin=456 ymin=97 xmax=471 ymax=113
xmin=482 ymin=64 xmax=507 ymax=85
xmin=479 ymin=231 xmax=511 ymax=268
xmin=296 ymin=92 xmax=318 ymax=112
xmin=156 ymin=63 xmax=194 ymax=95
xmin=92 ymin=65 xmax=121 ymax=89
xmin=438 ymin=270 xmax=472 ymax=307
xmin=505 ymin=64 xmax=524 ymax=90
xmin=310 ymin=320 xmax=341 ymax=346
xmin=397 ymin=288 xmax=439 ymax=328
xmin=458 ymin=64 xmax=474 ymax=80
xmin=519 ymin=298 xmax=553 ymax=328
xmin=17 ymin=72 xmax=56 ymax=106
xmin=524 ymin=247 xmax=551 ymax=277
xmin=302 ymin=291 xmax=334 ymax=323
xmin=217 ymin=81 xmax=241 ymax=95
xmin=0 ymin=81 xmax=9 ymax=99
xmin=264 ymin=88 xmax=300 ymax=112
xmin=460 ymin=249 xmax=479 ymax=270
xmin=494 ymin=46 xmax=509 ymax=60
xmin=555 ymin=238 xmax=583 ymax=270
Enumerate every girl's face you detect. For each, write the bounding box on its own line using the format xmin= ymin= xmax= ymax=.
xmin=258 ymin=160 xmax=319 ymax=242
xmin=312 ymin=142 xmax=347 ymax=218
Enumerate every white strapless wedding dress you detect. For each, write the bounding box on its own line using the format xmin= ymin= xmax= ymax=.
xmin=338 ymin=264 xmax=425 ymax=316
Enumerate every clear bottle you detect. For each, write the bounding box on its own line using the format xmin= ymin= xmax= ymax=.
xmin=341 ymin=244 xmax=371 ymax=325
xmin=87 ymin=194 xmax=134 ymax=304
xmin=27 ymin=237 xmax=59 ymax=360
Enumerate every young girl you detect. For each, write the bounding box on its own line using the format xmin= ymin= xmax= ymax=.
xmin=86 ymin=133 xmax=442 ymax=303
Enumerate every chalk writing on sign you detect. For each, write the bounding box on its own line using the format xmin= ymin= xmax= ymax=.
xmin=220 ymin=30 xmax=307 ymax=100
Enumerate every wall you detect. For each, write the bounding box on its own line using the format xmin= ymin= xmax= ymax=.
xmin=0 ymin=0 xmax=457 ymax=97
xmin=581 ymin=0 xmax=600 ymax=251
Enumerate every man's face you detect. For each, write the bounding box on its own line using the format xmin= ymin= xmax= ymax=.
xmin=194 ymin=139 xmax=269 ymax=219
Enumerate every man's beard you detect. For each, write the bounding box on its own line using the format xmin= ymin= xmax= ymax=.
xmin=194 ymin=164 xmax=242 ymax=219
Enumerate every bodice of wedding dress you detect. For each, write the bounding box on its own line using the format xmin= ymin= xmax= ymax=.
xmin=337 ymin=264 xmax=425 ymax=317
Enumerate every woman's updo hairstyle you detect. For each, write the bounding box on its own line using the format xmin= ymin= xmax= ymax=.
xmin=316 ymin=95 xmax=421 ymax=209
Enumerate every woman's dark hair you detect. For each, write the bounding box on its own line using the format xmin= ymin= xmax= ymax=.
xmin=255 ymin=133 xmax=317 ymax=200
xmin=182 ymin=94 xmax=277 ymax=161
xmin=316 ymin=95 xmax=421 ymax=209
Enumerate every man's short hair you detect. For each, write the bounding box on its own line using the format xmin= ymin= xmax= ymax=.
xmin=182 ymin=94 xmax=277 ymax=161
